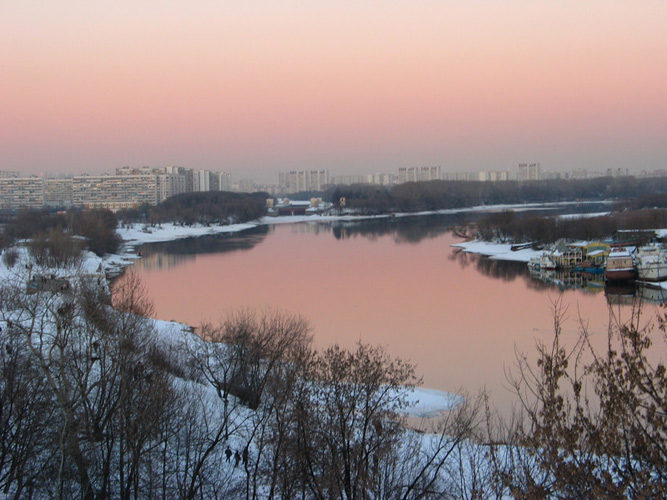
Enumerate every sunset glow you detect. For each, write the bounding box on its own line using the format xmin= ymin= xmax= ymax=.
xmin=2 ymin=1 xmax=666 ymax=179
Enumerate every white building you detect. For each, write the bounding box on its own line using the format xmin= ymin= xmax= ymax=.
xmin=517 ymin=163 xmax=542 ymax=182
xmin=278 ymin=170 xmax=331 ymax=193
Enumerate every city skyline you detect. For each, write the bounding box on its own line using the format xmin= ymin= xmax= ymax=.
xmin=2 ymin=2 xmax=667 ymax=182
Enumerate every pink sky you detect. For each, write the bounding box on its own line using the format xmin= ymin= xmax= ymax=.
xmin=2 ymin=1 xmax=666 ymax=181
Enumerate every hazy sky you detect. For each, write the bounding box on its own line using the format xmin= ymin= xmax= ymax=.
xmin=2 ymin=1 xmax=666 ymax=182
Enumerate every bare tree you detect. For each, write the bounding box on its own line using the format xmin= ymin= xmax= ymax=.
xmin=286 ymin=342 xmax=418 ymax=500
xmin=185 ymin=308 xmax=312 ymax=500
xmin=0 ymin=265 xmax=185 ymax=500
xmin=505 ymin=299 xmax=667 ymax=499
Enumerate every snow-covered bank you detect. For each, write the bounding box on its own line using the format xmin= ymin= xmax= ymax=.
xmin=451 ymin=240 xmax=542 ymax=263
xmin=403 ymin=387 xmax=465 ymax=418
xmin=109 ymin=201 xmax=607 ymax=274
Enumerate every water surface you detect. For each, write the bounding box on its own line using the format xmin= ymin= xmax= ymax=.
xmin=125 ymin=213 xmax=662 ymax=412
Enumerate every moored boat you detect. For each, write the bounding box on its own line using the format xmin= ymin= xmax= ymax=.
xmin=528 ymin=253 xmax=557 ymax=271
xmin=635 ymin=244 xmax=667 ymax=282
xmin=604 ymin=247 xmax=636 ymax=282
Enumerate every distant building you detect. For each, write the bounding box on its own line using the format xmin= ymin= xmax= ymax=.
xmin=367 ymin=172 xmax=395 ymax=186
xmin=330 ymin=175 xmax=366 ymax=186
xmin=44 ymin=178 xmax=73 ymax=208
xmin=0 ymin=176 xmax=45 ymax=209
xmin=193 ymin=170 xmax=212 ymax=192
xmin=73 ymin=174 xmax=159 ymax=211
xmin=517 ymin=163 xmax=542 ymax=182
xmin=237 ymin=178 xmax=256 ymax=193
xmin=398 ymin=166 xmax=442 ymax=183
xmin=606 ymin=168 xmax=630 ymax=177
xmin=218 ymin=172 xmax=233 ymax=191
xmin=278 ymin=170 xmax=330 ymax=193
xmin=487 ymin=170 xmax=512 ymax=182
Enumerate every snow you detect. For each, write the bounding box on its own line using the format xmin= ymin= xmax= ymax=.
xmin=113 ymin=200 xmax=609 ymax=254
xmin=451 ymin=240 xmax=542 ymax=263
xmin=118 ymin=221 xmax=259 ymax=246
xmin=402 ymin=387 xmax=464 ymax=418
xmin=558 ymin=211 xmax=610 ymax=219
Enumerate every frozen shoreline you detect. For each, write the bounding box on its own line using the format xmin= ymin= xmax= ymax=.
xmin=108 ymin=200 xmax=608 ymax=275
xmin=108 ymin=211 xmax=501 ymax=417
xmin=98 ymin=202 xmax=614 ymax=417
xmin=451 ymin=240 xmax=541 ymax=263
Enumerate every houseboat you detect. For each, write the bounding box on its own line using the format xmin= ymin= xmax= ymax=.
xmin=604 ymin=247 xmax=636 ymax=282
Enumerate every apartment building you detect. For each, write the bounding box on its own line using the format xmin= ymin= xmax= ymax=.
xmin=398 ymin=166 xmax=442 ymax=183
xmin=218 ymin=172 xmax=233 ymax=191
xmin=44 ymin=179 xmax=73 ymax=208
xmin=330 ymin=175 xmax=367 ymax=186
xmin=517 ymin=163 xmax=542 ymax=182
xmin=73 ymin=174 xmax=159 ymax=211
xmin=0 ymin=177 xmax=45 ymax=210
xmin=366 ymin=172 xmax=395 ymax=186
xmin=278 ymin=170 xmax=330 ymax=193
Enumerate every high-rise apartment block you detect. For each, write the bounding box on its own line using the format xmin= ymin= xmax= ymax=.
xmin=517 ymin=163 xmax=542 ymax=182
xmin=398 ymin=166 xmax=442 ymax=183
xmin=218 ymin=172 xmax=233 ymax=191
xmin=44 ymin=179 xmax=73 ymax=208
xmin=0 ymin=166 xmax=234 ymax=211
xmin=72 ymin=174 xmax=159 ymax=211
xmin=0 ymin=176 xmax=45 ymax=210
xmin=278 ymin=170 xmax=330 ymax=194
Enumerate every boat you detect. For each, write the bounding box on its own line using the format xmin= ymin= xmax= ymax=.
xmin=604 ymin=247 xmax=636 ymax=282
xmin=528 ymin=252 xmax=557 ymax=271
xmin=635 ymin=244 xmax=667 ymax=282
xmin=573 ymin=262 xmax=605 ymax=274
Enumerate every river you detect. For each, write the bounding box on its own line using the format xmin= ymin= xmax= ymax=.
xmin=121 ymin=210 xmax=665 ymax=413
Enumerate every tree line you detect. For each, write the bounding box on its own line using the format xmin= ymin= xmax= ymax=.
xmin=116 ymin=191 xmax=268 ymax=226
xmin=315 ymin=176 xmax=667 ymax=215
xmin=472 ymin=208 xmax=667 ymax=245
xmin=0 ymin=208 xmax=121 ymax=257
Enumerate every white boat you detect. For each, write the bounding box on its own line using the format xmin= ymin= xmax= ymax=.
xmin=528 ymin=252 xmax=557 ymax=271
xmin=635 ymin=244 xmax=667 ymax=282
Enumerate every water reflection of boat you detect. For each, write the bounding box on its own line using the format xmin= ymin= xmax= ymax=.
xmin=605 ymin=282 xmax=636 ymax=306
xmin=635 ymin=244 xmax=667 ymax=282
xmin=529 ymin=268 xmax=605 ymax=292
xmin=637 ymin=283 xmax=667 ymax=305
xmin=573 ymin=263 xmax=605 ymax=274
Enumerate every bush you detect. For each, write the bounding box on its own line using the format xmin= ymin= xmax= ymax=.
xmin=2 ymin=248 xmax=19 ymax=268
xmin=506 ymin=301 xmax=667 ymax=498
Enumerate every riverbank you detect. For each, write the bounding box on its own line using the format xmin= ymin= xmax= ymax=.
xmin=107 ymin=213 xmax=498 ymax=417
xmin=451 ymin=240 xmax=542 ymax=263
xmin=452 ymin=236 xmax=667 ymax=294
xmin=108 ymin=200 xmax=608 ymax=275
xmin=96 ymin=202 xmax=620 ymax=416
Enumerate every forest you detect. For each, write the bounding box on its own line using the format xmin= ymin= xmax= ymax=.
xmin=320 ymin=176 xmax=667 ymax=215
xmin=116 ymin=191 xmax=269 ymax=227
xmin=473 ymin=207 xmax=667 ymax=245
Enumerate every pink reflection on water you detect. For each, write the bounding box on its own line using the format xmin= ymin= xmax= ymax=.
xmin=127 ymin=223 xmax=653 ymax=412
